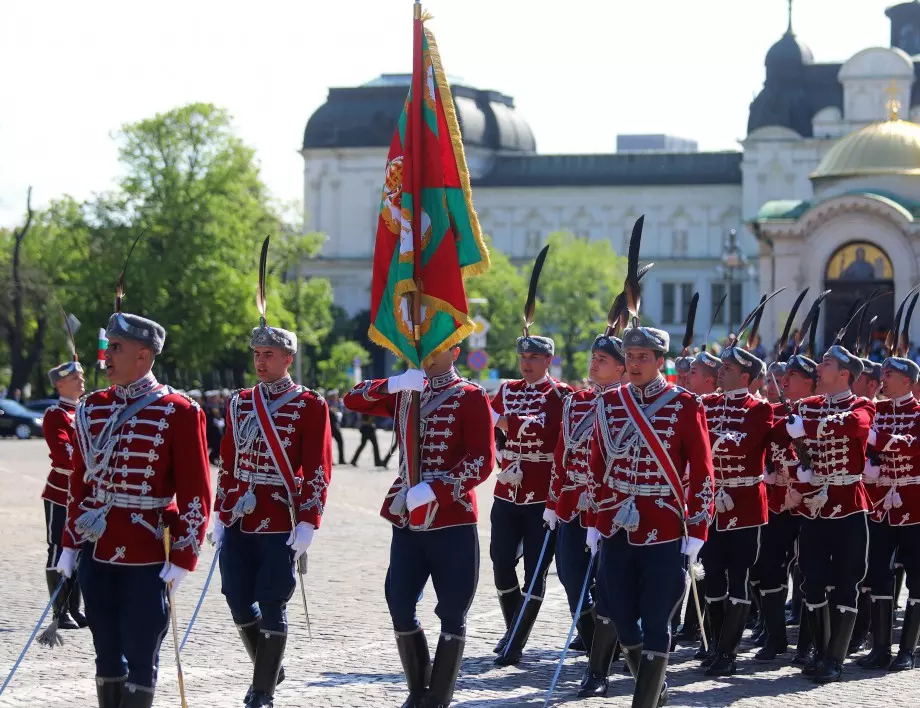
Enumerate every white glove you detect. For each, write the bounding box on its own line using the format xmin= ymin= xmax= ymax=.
xmin=586 ymin=527 xmax=600 ymax=556
xmin=406 ymin=482 xmax=437 ymax=511
xmin=863 ymin=458 xmax=881 ymax=480
xmin=387 ymin=369 xmax=426 ymax=393
xmin=286 ymin=521 xmax=315 ymax=562
xmin=868 ymin=428 xmax=878 ymax=446
xmin=55 ymin=548 xmax=78 ymax=579
xmin=542 ymin=508 xmax=558 ymax=530
xmin=797 ymin=466 xmax=813 ymax=483
xmin=215 ymin=419 xmax=226 ymax=430
xmin=207 ymin=518 xmax=225 ymax=547
xmin=681 ymin=536 xmax=704 ymax=568
xmin=786 ymin=415 xmax=806 ymax=439
xmin=159 ymin=563 xmax=189 ymax=597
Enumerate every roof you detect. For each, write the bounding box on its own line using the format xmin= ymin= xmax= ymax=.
xmin=752 ymin=189 xmax=920 ymax=223
xmin=811 ymin=117 xmax=920 ymax=180
xmin=471 ymin=151 xmax=743 ymax=188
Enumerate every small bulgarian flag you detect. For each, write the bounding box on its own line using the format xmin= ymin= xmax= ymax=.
xmin=97 ymin=328 xmax=108 ymax=369
xmin=368 ymin=4 xmax=490 ymax=368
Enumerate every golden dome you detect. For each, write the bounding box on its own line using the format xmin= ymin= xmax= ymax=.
xmin=811 ymin=118 xmax=920 ymax=181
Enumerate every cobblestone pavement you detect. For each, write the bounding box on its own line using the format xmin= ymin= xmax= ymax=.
xmin=1 ymin=431 xmax=917 ymax=707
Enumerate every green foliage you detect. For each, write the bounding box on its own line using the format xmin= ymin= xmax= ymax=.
xmin=317 ymin=340 xmax=370 ymax=392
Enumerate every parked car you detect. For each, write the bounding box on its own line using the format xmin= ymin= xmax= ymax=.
xmin=0 ymin=399 xmax=45 ymax=439
xmin=24 ymin=398 xmax=60 ymax=415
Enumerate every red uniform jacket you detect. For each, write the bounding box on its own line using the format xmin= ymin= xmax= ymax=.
xmin=790 ymin=391 xmax=874 ymax=519
xmin=343 ymin=368 xmax=495 ymax=530
xmin=764 ymin=402 xmax=801 ymax=515
xmin=41 ymin=398 xmax=77 ymax=507
xmin=217 ymin=377 xmax=332 ymax=533
xmin=547 ymin=384 xmax=617 ymax=527
xmin=591 ymin=376 xmax=715 ymax=545
xmin=701 ymin=389 xmax=772 ymax=531
xmin=868 ymin=392 xmax=920 ymax=526
xmin=63 ymin=375 xmax=212 ymax=571
xmin=491 ymin=376 xmax=571 ymax=505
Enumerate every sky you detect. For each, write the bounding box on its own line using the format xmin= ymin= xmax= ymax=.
xmin=0 ymin=0 xmax=903 ymax=227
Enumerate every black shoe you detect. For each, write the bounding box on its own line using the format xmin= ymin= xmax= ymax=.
xmin=577 ymin=615 xmax=617 ymax=698
xmin=801 ymin=605 xmax=830 ymax=677
xmin=857 ymin=598 xmax=893 ymax=669
xmin=754 ymin=591 xmax=789 ymax=661
xmin=813 ymin=606 xmax=857 ymax=684
xmin=246 ymin=691 xmax=274 ymax=708
xmin=244 ymin=630 xmax=286 ymax=706
xmin=569 ymin=635 xmax=587 ymax=652
xmin=120 ymin=684 xmax=155 ymax=708
xmin=421 ymin=632 xmax=464 ymax=708
xmin=493 ymin=588 xmax=522 ymax=654
xmin=494 ymin=599 xmax=541 ymax=666
xmin=888 ymin=602 xmax=920 ymax=672
xmin=705 ymin=600 xmax=750 ymax=677
xmin=94 ymin=676 xmax=125 ymax=708
xmin=632 ymin=652 xmax=668 ymax=708
xmin=396 ymin=628 xmax=431 ymax=708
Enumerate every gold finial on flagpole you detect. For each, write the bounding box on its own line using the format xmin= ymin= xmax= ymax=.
xmin=884 ymin=79 xmax=902 ymax=121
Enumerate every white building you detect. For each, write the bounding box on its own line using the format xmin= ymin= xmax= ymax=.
xmin=302 ymin=2 xmax=920 ymax=358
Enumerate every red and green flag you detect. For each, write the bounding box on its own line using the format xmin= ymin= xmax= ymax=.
xmin=368 ymin=8 xmax=490 ymax=369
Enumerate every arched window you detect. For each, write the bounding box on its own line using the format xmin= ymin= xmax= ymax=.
xmin=825 ymin=241 xmax=893 ymax=281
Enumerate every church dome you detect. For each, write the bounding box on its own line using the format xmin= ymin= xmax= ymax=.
xmin=765 ymin=30 xmax=814 ymax=81
xmin=811 ymin=117 xmax=920 ymax=180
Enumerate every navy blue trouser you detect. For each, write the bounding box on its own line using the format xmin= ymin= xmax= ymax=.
xmin=757 ymin=511 xmax=800 ymax=593
xmin=490 ymin=500 xmax=556 ymax=599
xmin=799 ymin=513 xmax=868 ymax=610
xmin=556 ymin=519 xmax=605 ymax=616
xmin=700 ymin=526 xmax=761 ymax=602
xmin=385 ymin=524 xmax=479 ymax=636
xmin=220 ymin=524 xmax=296 ymax=633
xmin=78 ymin=545 xmax=169 ymax=690
xmin=598 ymin=532 xmax=686 ymax=653
xmin=866 ymin=521 xmax=920 ymax=600
xmin=44 ymin=500 xmax=67 ymax=567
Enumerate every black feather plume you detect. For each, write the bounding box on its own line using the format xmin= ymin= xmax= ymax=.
xmin=887 ymin=284 xmax=920 ymax=356
xmin=793 ymin=290 xmax=831 ymax=356
xmin=835 ymin=290 xmax=890 ymax=345
xmin=257 ymin=235 xmax=270 ymax=327
xmin=682 ymin=292 xmax=699 ymax=354
xmin=853 ymin=289 xmax=882 ymax=355
xmin=900 ymin=292 xmax=919 ymax=357
xmin=777 ymin=288 xmax=809 ymax=360
xmin=523 ymin=245 xmax=550 ymax=337
xmin=623 ymin=216 xmax=644 ymax=326
xmin=115 ymin=227 xmax=147 ymax=313
xmin=736 ymin=288 xmax=785 ymax=343
xmin=703 ymin=293 xmax=728 ymax=353
xmin=745 ymin=293 xmax=768 ymax=351
xmin=606 ymin=263 xmax=653 ymax=336
xmin=807 ymin=303 xmax=820 ymax=360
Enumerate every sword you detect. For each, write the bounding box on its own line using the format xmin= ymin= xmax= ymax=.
xmin=502 ymin=527 xmax=552 ymax=658
xmin=288 ymin=507 xmax=313 ymax=640
xmin=684 ymin=532 xmax=708 ymax=654
xmin=179 ymin=545 xmax=221 ymax=652
xmin=769 ymin=369 xmax=812 ymax=470
xmin=162 ymin=529 xmax=189 ymax=708
xmin=543 ymin=551 xmax=596 ymax=707
xmin=0 ymin=574 xmax=67 ymax=696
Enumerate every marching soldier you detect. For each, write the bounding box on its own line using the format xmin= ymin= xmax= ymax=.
xmin=41 ymin=359 xmax=87 ymax=631
xmin=212 ymin=238 xmax=333 ymax=708
xmin=590 ymin=325 xmax=715 ymax=708
xmin=344 ymin=345 xmax=495 ymax=708
xmin=785 ymin=341 xmax=874 ymax=683
xmin=698 ymin=341 xmax=773 ymax=675
xmin=687 ymin=351 xmax=720 ymax=396
xmin=675 ymin=356 xmax=692 ymax=390
xmin=56 ymin=304 xmax=212 ymax=708
xmin=544 ymin=333 xmax=625 ymax=697
xmin=491 ymin=334 xmax=571 ymax=666
xmin=859 ymin=355 xmax=920 ymax=671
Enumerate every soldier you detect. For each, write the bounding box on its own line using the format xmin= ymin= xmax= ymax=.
xmin=211 ymin=240 xmax=333 ymax=708
xmin=42 ymin=359 xmax=87 ymax=630
xmin=344 ymin=345 xmax=495 ymax=708
xmin=785 ymin=342 xmax=874 ymax=683
xmin=675 ymin=356 xmax=692 ymax=390
xmin=591 ymin=326 xmax=715 ymax=708
xmin=697 ymin=342 xmax=773 ymax=675
xmin=859 ymin=355 xmax=920 ymax=671
xmin=490 ymin=334 xmax=572 ymax=665
xmin=854 ymin=359 xmax=882 ymax=400
xmin=544 ymin=333 xmax=625 ymax=697
xmin=687 ymin=352 xmax=720 ymax=396
xmin=55 ymin=309 xmax=212 ymax=708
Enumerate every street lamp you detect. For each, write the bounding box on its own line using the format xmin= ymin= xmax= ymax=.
xmin=714 ymin=229 xmax=754 ymax=335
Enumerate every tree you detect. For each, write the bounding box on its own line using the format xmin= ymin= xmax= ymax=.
xmin=317 ymin=340 xmax=370 ymax=392
xmin=539 ymin=231 xmax=627 ymax=381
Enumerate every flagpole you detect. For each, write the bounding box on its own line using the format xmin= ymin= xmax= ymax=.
xmin=408 ymin=0 xmax=425 ymax=487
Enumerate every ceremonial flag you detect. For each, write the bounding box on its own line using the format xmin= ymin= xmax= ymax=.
xmin=368 ymin=4 xmax=490 ymax=369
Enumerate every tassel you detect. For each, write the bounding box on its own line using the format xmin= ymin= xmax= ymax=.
xmin=75 ymin=508 xmax=109 ymax=542
xmin=613 ymin=496 xmax=640 ymax=532
xmin=763 ymin=471 xmax=777 ymax=485
xmin=691 ymin=560 xmax=706 ymax=581
xmin=804 ymin=487 xmax=828 ymax=514
xmin=37 ymin=617 xmax=65 ymax=648
xmin=389 ymin=487 xmax=408 ymax=516
xmin=576 ymin=490 xmax=591 ymax=511
xmin=784 ymin=487 xmax=803 ymax=511
xmin=715 ymin=488 xmax=734 ymax=513
xmin=893 ymin=491 xmax=903 ymax=508
xmin=232 ymin=487 xmax=257 ymax=517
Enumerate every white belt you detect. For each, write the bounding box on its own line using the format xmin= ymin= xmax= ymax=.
xmin=52 ymin=467 xmax=72 ymax=476
xmin=237 ymin=468 xmax=285 ymax=487
xmin=567 ymin=472 xmax=590 ymax=485
xmin=500 ymin=450 xmax=553 ymax=463
xmin=610 ymin=478 xmax=673 ymax=497
xmin=876 ymin=476 xmax=920 ymax=488
xmin=717 ymin=474 xmax=764 ymax=489
xmin=95 ymin=488 xmax=171 ymax=510
xmin=811 ymin=473 xmax=862 ymax=487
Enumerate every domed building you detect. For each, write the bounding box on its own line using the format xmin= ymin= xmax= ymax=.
xmin=303 ymin=2 xmax=920 ymax=356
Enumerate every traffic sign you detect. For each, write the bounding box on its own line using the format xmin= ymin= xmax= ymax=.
xmin=472 ymin=315 xmax=491 ymax=334
xmin=551 ymin=355 xmax=562 ymax=367
xmin=468 ymin=332 xmax=487 ymax=349
xmin=467 ymin=349 xmax=489 ymax=372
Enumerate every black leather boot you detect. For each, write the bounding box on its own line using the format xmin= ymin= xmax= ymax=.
xmin=700 ymin=599 xmax=725 ymax=668
xmin=802 ymin=604 xmax=830 ymax=676
xmin=813 ymin=607 xmax=857 ymax=683
xmin=623 ymin=643 xmax=642 ymax=678
xmin=848 ymin=591 xmax=870 ymax=654
xmin=238 ymin=622 xmax=285 ymax=703
xmin=631 ymin=652 xmax=669 ymax=708
xmin=422 ymin=633 xmax=464 ymax=708
xmin=572 ymin=608 xmax=595 ymax=654
xmin=754 ymin=591 xmax=789 ymax=661
xmin=706 ymin=600 xmax=750 ymax=676
xmin=494 ymin=599 xmax=541 ymax=666
xmin=94 ymin=676 xmax=125 ymax=708
xmin=857 ymin=598 xmax=893 ymax=669
xmin=493 ymin=587 xmax=522 ymax=654
xmin=889 ymin=601 xmax=920 ymax=671
xmin=45 ymin=570 xmax=79 ymax=630
xmin=119 ymin=684 xmax=155 ymax=708
xmin=792 ymin=600 xmax=814 ymax=665
xmin=245 ymin=630 xmax=287 ymax=707
xmin=577 ymin=615 xmax=617 ymax=697
xmin=395 ymin=629 xmax=431 ymax=708
xmin=68 ymin=577 xmax=88 ymax=628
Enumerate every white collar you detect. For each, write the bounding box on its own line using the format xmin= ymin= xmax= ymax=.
xmin=115 ymin=372 xmax=158 ymax=400
xmin=892 ymin=391 xmax=915 ymax=406
xmin=262 ymin=376 xmax=295 ymax=396
xmin=629 ymin=375 xmax=667 ymax=402
xmin=430 ymin=368 xmax=461 ymax=390
xmin=724 ymin=387 xmax=749 ymax=400
xmin=827 ymin=389 xmax=853 ymax=404
xmin=592 ymin=381 xmax=618 ymax=394
xmin=525 ymin=374 xmax=549 ymax=388
xmin=59 ymin=396 xmax=79 ymax=406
